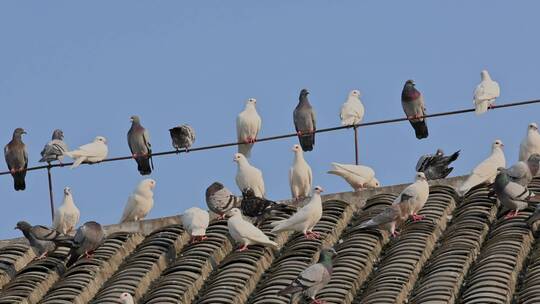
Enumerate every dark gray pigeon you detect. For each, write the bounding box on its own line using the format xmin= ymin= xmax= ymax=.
xmin=507 ymin=153 xmax=540 ymax=187
xmin=4 ymin=128 xmax=28 ymax=191
xmin=240 ymin=188 xmax=295 ymax=226
xmin=169 ymin=124 xmax=196 ymax=152
xmin=205 ymin=182 xmax=240 ymax=219
xmin=65 ymin=221 xmax=105 ymax=267
xmin=416 ymin=149 xmax=460 ymax=180
xmin=494 ymin=167 xmax=537 ymax=219
xmin=39 ymin=129 xmax=68 ymax=163
xmin=278 ymin=248 xmax=336 ymax=303
xmin=401 ymin=80 xmax=428 ymax=139
xmin=15 ymin=221 xmax=60 ymax=259
xmin=293 ymin=89 xmax=316 ymax=152
xmin=127 ymin=115 xmax=153 ymax=175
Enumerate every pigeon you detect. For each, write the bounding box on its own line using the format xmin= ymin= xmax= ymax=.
xmin=519 ymin=123 xmax=540 ymax=162
xmin=458 ymin=140 xmax=506 ymax=196
xmin=65 ymin=221 xmax=105 ymax=267
xmin=234 ymin=153 xmax=265 ymax=198
xmin=15 ymin=221 xmax=60 ymax=259
xmin=4 ymin=128 xmax=28 ymax=191
xmin=527 ymin=204 xmax=540 ymax=226
xmin=39 ymin=129 xmax=68 ymax=163
xmin=271 ymin=186 xmax=324 ymax=239
xmin=226 ymin=208 xmax=278 ymax=252
xmin=240 ymin=188 xmax=294 ymax=226
xmin=127 ymin=115 xmax=153 ymax=175
xmin=392 ymin=172 xmax=430 ymax=222
xmin=181 ymin=207 xmax=209 ymax=243
xmin=340 ymin=89 xmax=365 ymax=126
xmin=327 ymin=162 xmax=380 ymax=191
xmin=401 ymin=80 xmax=428 ymax=139
xmin=294 ymin=89 xmax=316 ymax=152
xmin=236 ymin=98 xmax=262 ymax=158
xmin=119 ymin=293 xmax=134 ymax=304
xmin=169 ymin=124 xmax=196 ymax=152
xmin=277 ymin=248 xmax=337 ymax=304
xmin=473 ymin=70 xmax=500 ymax=115
xmin=289 ymin=144 xmax=313 ymax=200
xmin=52 ymin=187 xmax=80 ymax=235
xmin=507 ymin=154 xmax=540 ymax=187
xmin=205 ymin=182 xmax=240 ymax=219
xmin=357 ymin=204 xmax=407 ymax=237
xmin=119 ymin=179 xmax=156 ymax=223
xmin=415 ymin=149 xmax=460 ymax=180
xmin=64 ymin=136 xmax=108 ymax=169
xmin=494 ymin=167 xmax=537 ymax=219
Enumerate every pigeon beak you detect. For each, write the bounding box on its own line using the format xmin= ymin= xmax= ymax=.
xmin=22 ymin=131 xmax=27 ymax=135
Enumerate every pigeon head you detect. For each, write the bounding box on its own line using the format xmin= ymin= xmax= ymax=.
xmin=130 ymin=115 xmax=141 ymax=124
xmin=313 ymin=186 xmax=324 ymax=195
xmin=119 ymin=292 xmax=133 ymax=303
xmin=370 ymin=178 xmax=381 ymax=188
xmin=242 ymin=188 xmax=256 ymax=198
xmin=415 ymin=172 xmax=427 ymax=181
xmin=492 ymin=139 xmax=504 ymax=149
xmin=227 ymin=208 xmax=242 ymax=218
xmin=528 ymin=122 xmax=538 ymax=131
xmin=246 ymin=98 xmax=257 ymax=106
xmin=292 ymin=144 xmax=302 ymax=152
xmin=233 ymin=153 xmax=247 ymax=163
xmin=405 ymin=79 xmax=415 ymax=86
xmin=300 ymin=88 xmax=309 ymax=96
xmin=52 ymin=129 xmax=64 ymax=140
xmin=320 ymin=247 xmax=337 ymax=260
xmin=15 ymin=221 xmax=31 ymax=231
xmin=435 ymin=149 xmax=444 ymax=156
xmin=64 ymin=187 xmax=71 ymax=196
xmin=206 ymin=182 xmax=224 ymax=196
xmin=140 ymin=178 xmax=156 ymax=190
xmin=480 ymin=70 xmax=491 ymax=80
xmin=94 ymin=136 xmax=107 ymax=144
xmin=349 ymin=90 xmax=361 ymax=97
xmin=12 ymin=128 xmax=26 ymax=139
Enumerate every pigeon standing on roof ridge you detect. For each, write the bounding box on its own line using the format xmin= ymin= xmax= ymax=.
xmin=119 ymin=292 xmax=134 ymax=304
xmin=392 ymin=172 xmax=430 ymax=222
xmin=294 ymin=88 xmax=316 ymax=152
xmin=169 ymin=124 xmax=195 ymax=152
xmin=205 ymin=182 xmax=240 ymax=219
xmin=5 ymin=128 xmax=28 ymax=191
xmin=15 ymin=221 xmax=60 ymax=260
xmin=506 ymin=154 xmax=540 ymax=187
xmin=234 ymin=153 xmax=265 ymax=198
xmin=226 ymin=208 xmax=278 ymax=252
xmin=65 ymin=221 xmax=105 ymax=267
xmin=240 ymin=188 xmax=294 ymax=226
xmin=473 ymin=70 xmax=500 ymax=115
xmin=64 ymin=136 xmax=108 ymax=168
xmin=289 ymin=144 xmax=312 ymax=201
xmin=39 ymin=129 xmax=68 ymax=164
xmin=520 ymin=122 xmax=540 ymax=162
xmin=236 ymin=98 xmax=261 ymax=158
xmin=340 ymin=89 xmax=365 ymax=126
xmin=127 ymin=115 xmax=153 ymax=175
xmin=357 ymin=203 xmax=407 ymax=237
xmin=415 ymin=149 xmax=460 ymax=180
xmin=327 ymin=162 xmax=380 ymax=191
xmin=52 ymin=187 xmax=80 ymax=235
xmin=401 ymin=79 xmax=428 ymax=139
xmin=119 ymin=179 xmax=156 ymax=223
xmin=494 ymin=167 xmax=537 ymax=219
xmin=458 ymin=140 xmax=506 ymax=196
xmin=181 ymin=207 xmax=209 ymax=243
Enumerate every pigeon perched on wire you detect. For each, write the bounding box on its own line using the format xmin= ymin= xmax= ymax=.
xmin=458 ymin=140 xmax=505 ymax=196
xmin=236 ymin=98 xmax=261 ymax=158
xmin=169 ymin=124 xmax=196 ymax=152
xmin=278 ymin=248 xmax=337 ymax=304
xmin=357 ymin=204 xmax=407 ymax=237
xmin=327 ymin=162 xmax=380 ymax=191
xmin=52 ymin=187 xmax=80 ymax=235
xmin=519 ymin=122 xmax=540 ymax=162
xmin=205 ymin=182 xmax=240 ymax=219
xmin=234 ymin=153 xmax=265 ymax=198
xmin=181 ymin=207 xmax=209 ymax=243
xmin=119 ymin=179 xmax=156 ymax=223
xmin=415 ymin=149 xmax=460 ymax=180
xmin=294 ymin=89 xmax=316 ymax=152
xmin=473 ymin=70 xmax=500 ymax=115
xmin=39 ymin=129 xmax=68 ymax=164
xmin=64 ymin=221 xmax=105 ymax=267
xmin=401 ymin=80 xmax=428 ymax=139
xmin=493 ymin=167 xmax=538 ymax=219
xmin=240 ymin=188 xmax=295 ymax=226
xmin=64 ymin=136 xmax=108 ymax=168
xmin=4 ymin=128 xmax=28 ymax=191
xmin=227 ymin=208 xmax=278 ymax=252
xmin=340 ymin=90 xmax=365 ymax=126
xmin=127 ymin=115 xmax=153 ymax=175
xmin=289 ymin=144 xmax=312 ymax=201
xmin=506 ymin=154 xmax=540 ymax=187
xmin=15 ymin=221 xmax=60 ymax=260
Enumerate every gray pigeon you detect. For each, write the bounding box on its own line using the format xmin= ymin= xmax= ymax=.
xmin=527 ymin=204 xmax=540 ymax=226
xmin=357 ymin=204 xmax=406 ymax=237
xmin=278 ymin=248 xmax=337 ymax=304
xmin=169 ymin=124 xmax=196 ymax=152
xmin=416 ymin=149 xmax=460 ymax=180
xmin=507 ymin=153 xmax=540 ymax=187
xmin=293 ymin=89 xmax=316 ymax=152
xmin=205 ymin=182 xmax=240 ymax=219
xmin=401 ymin=80 xmax=428 ymax=139
xmin=494 ymin=167 xmax=537 ymax=219
xmin=15 ymin=221 xmax=60 ymax=259
xmin=39 ymin=129 xmax=68 ymax=163
xmin=65 ymin=221 xmax=105 ymax=267
xmin=127 ymin=115 xmax=153 ymax=175
xmin=4 ymin=128 xmax=28 ymax=191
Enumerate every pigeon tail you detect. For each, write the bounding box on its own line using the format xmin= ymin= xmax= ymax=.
xmin=135 ymin=157 xmax=152 ymax=175
xmin=448 ymin=150 xmax=461 ymax=163
xmin=298 ymin=134 xmax=314 ymax=152
xmin=475 ymin=101 xmax=489 ymax=115
xmin=270 ymin=219 xmax=288 ymax=232
xmin=357 ymin=219 xmax=376 ymax=229
xmin=410 ymin=120 xmax=428 ymax=139
xmin=66 ymin=249 xmax=80 ymax=267
xmin=13 ymin=171 xmax=26 ymax=191
xmin=70 ymin=156 xmax=86 ymax=169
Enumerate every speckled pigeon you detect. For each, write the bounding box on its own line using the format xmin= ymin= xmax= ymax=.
xmin=294 ymin=89 xmax=316 ymax=151
xmin=15 ymin=221 xmax=60 ymax=259
xmin=65 ymin=221 xmax=105 ymax=267
xmin=169 ymin=124 xmax=195 ymax=152
xmin=401 ymin=80 xmax=428 ymax=139
xmin=39 ymin=129 xmax=68 ymax=163
xmin=205 ymin=182 xmax=240 ymax=219
xmin=127 ymin=115 xmax=153 ymax=175
xmin=416 ymin=149 xmax=460 ymax=180
xmin=4 ymin=128 xmax=28 ymax=191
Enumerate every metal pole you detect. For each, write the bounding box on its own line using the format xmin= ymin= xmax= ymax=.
xmin=354 ymin=126 xmax=359 ymax=165
xmin=47 ymin=166 xmax=54 ymax=221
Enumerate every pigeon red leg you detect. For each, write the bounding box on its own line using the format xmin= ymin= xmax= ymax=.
xmin=411 ymin=214 xmax=425 ymax=222
xmin=34 ymin=252 xmax=48 ymax=260
xmin=84 ymin=250 xmax=95 ymax=259
xmin=391 ymin=230 xmax=400 ymax=238
xmin=237 ymin=244 xmax=248 ymax=252
xmin=505 ymin=210 xmax=518 ymax=219
xmin=311 ymin=299 xmax=327 ymax=304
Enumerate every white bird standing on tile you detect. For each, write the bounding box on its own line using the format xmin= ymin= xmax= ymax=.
xmin=64 ymin=136 xmax=108 ymax=169
xmin=234 ymin=153 xmax=265 ymax=198
xmin=473 ymin=70 xmax=500 ymax=115
xmin=340 ymin=89 xmax=365 ymax=126
xmin=519 ymin=123 xmax=540 ymax=162
xmin=236 ymin=98 xmax=261 ymax=158
xmin=289 ymin=144 xmax=312 ymax=200
xmin=182 ymin=207 xmax=210 ymax=243
xmin=458 ymin=140 xmax=506 ymax=196
xmin=227 ymin=208 xmax=277 ymax=252
xmin=119 ymin=292 xmax=134 ymax=304
xmin=119 ymin=179 xmax=156 ymax=223
xmin=327 ymin=162 xmax=380 ymax=191
xmin=392 ymin=172 xmax=430 ymax=222
xmin=52 ymin=187 xmax=80 ymax=234
xmin=271 ymin=186 xmax=324 ymax=239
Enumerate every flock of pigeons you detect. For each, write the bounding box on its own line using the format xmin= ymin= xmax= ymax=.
xmin=7 ymin=70 xmax=540 ymax=303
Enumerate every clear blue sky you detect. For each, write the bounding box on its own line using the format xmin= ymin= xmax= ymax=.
xmin=1 ymin=2 xmax=539 ymax=239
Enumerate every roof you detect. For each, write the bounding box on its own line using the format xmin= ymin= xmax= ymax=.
xmin=0 ymin=175 xmax=539 ymax=304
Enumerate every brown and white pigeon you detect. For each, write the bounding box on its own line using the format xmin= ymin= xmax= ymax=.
xmin=4 ymin=128 xmax=28 ymax=191
xmin=401 ymin=80 xmax=428 ymax=139
xmin=127 ymin=115 xmax=153 ymax=175
xmin=294 ymin=89 xmax=316 ymax=152
xmin=39 ymin=129 xmax=68 ymax=164
xmin=236 ymin=98 xmax=261 ymax=158
xmin=169 ymin=124 xmax=195 ymax=152
xmin=205 ymin=182 xmax=240 ymax=219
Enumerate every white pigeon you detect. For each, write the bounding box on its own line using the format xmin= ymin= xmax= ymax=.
xmin=52 ymin=187 xmax=80 ymax=234
xmin=271 ymin=186 xmax=324 ymax=239
xmin=392 ymin=172 xmax=430 ymax=222
xmin=182 ymin=207 xmax=210 ymax=243
xmin=234 ymin=153 xmax=265 ymax=198
xmin=519 ymin=122 xmax=540 ymax=161
xmin=289 ymin=144 xmax=312 ymax=200
xmin=473 ymin=70 xmax=500 ymax=115
xmin=119 ymin=292 xmax=134 ymax=304
xmin=64 ymin=136 xmax=108 ymax=169
xmin=119 ymin=179 xmax=156 ymax=223
xmin=340 ymin=89 xmax=365 ymax=126
xmin=458 ymin=140 xmax=506 ymax=195
xmin=227 ymin=208 xmax=277 ymax=251
xmin=327 ymin=162 xmax=380 ymax=191
xmin=236 ymin=98 xmax=262 ymax=158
